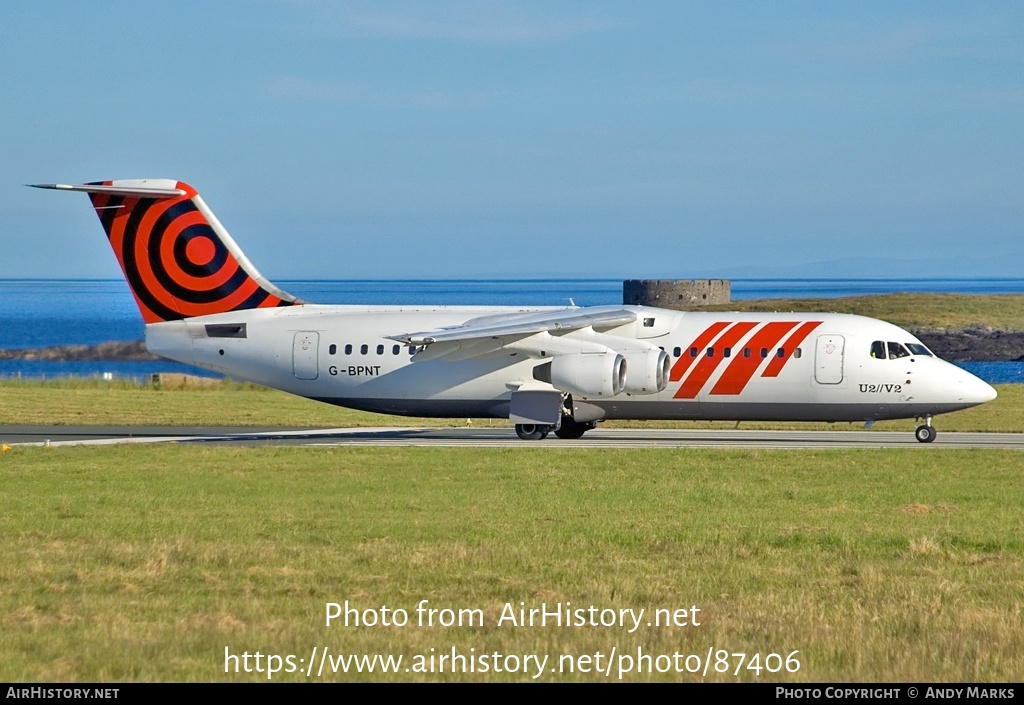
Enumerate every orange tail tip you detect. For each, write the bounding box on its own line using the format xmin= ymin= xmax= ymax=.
xmin=32 ymin=179 xmax=300 ymax=323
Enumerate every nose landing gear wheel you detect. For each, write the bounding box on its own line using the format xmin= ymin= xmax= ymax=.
xmin=915 ymin=425 xmax=937 ymax=443
xmin=515 ymin=424 xmax=550 ymax=441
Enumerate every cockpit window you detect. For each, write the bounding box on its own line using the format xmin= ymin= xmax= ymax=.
xmin=906 ymin=343 xmax=933 ymax=357
xmin=870 ymin=341 xmax=886 ymax=359
xmin=887 ymin=342 xmax=911 ymax=359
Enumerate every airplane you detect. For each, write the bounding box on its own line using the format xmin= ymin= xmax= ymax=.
xmin=31 ymin=178 xmax=997 ymax=443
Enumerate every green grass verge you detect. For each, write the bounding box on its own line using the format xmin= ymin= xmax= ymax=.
xmin=0 ymin=378 xmax=396 ymax=428
xmin=1 ymin=445 xmax=1022 ymax=682
xmin=1 ymin=378 xmax=1022 ymax=433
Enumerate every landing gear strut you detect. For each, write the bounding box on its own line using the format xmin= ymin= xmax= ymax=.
xmin=515 ymin=424 xmax=551 ymax=441
xmin=914 ymin=417 xmax=937 ymax=443
xmin=514 ymin=395 xmax=597 ymax=441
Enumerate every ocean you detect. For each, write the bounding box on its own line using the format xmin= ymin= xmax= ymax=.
xmin=2 ymin=278 xmax=1023 ymax=383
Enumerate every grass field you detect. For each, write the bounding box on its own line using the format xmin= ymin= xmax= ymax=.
xmin=1 ymin=443 xmax=1023 ymax=682
xmin=2 ymin=379 xmax=1023 ymax=682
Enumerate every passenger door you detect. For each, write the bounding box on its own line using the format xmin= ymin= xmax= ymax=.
xmin=814 ymin=334 xmax=844 ymax=384
xmin=292 ymin=331 xmax=319 ymax=380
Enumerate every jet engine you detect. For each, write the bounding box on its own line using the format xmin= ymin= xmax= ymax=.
xmin=622 ymin=348 xmax=670 ymax=394
xmin=550 ymin=352 xmax=626 ymax=398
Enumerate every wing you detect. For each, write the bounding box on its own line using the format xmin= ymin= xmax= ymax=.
xmin=388 ymin=305 xmax=639 ymax=362
xmin=390 ymin=304 xmax=671 ymax=397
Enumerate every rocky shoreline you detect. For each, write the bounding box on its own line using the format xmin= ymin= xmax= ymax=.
xmin=907 ymin=328 xmax=1024 ymax=362
xmin=0 ymin=341 xmax=158 ymax=362
xmin=2 ymin=330 xmax=1023 ymax=363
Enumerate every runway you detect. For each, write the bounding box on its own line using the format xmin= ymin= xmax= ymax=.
xmin=3 ymin=425 xmax=1024 ymax=449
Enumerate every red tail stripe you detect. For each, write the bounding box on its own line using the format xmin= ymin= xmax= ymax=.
xmin=761 ymin=321 xmax=822 ymax=378
xmin=675 ymin=322 xmax=758 ymax=399
xmin=105 ymin=197 xmax=171 ymax=322
xmin=669 ymin=321 xmax=731 ymax=382
xmin=136 ymin=300 xmax=160 ymax=324
xmin=257 ymin=294 xmax=284 ymax=308
xmin=106 ymin=196 xmax=137 ymax=275
xmin=172 ymin=277 xmax=265 ymax=318
xmin=132 ymin=202 xmax=186 ymax=321
xmin=136 ymin=192 xmax=181 ymax=248
xmin=709 ymin=322 xmax=799 ymax=395
xmin=175 ymin=181 xmax=198 ymax=198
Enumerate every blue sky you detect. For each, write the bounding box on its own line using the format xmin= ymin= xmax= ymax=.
xmin=2 ymin=1 xmax=1022 ymax=279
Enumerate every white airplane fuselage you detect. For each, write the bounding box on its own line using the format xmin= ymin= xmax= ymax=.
xmin=31 ymin=177 xmax=997 ymax=442
xmin=146 ymin=303 xmax=996 ymax=424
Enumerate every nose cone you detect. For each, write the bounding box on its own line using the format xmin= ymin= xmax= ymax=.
xmin=961 ymin=371 xmax=998 ymax=405
xmin=978 ymin=380 xmax=998 ymax=404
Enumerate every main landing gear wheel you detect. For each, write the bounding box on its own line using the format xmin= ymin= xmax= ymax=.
xmin=515 ymin=424 xmax=550 ymax=441
xmin=554 ymin=416 xmax=591 ymax=439
xmin=915 ymin=425 xmax=937 ymax=443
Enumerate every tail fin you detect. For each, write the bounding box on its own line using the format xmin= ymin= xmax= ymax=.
xmin=31 ymin=179 xmax=299 ymax=323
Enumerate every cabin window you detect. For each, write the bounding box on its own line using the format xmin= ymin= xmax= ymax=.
xmin=409 ymin=346 xmax=416 ymax=355
xmin=360 ymin=344 xmax=368 ymax=355
xmin=724 ymin=347 xmax=731 ymax=358
xmin=673 ymin=347 xmax=681 ymax=357
xmin=393 ymin=345 xmax=401 ymax=355
xmin=760 ymin=348 xmax=768 ymax=358
xmin=906 ymin=343 xmax=932 ymax=357
xmin=793 ymin=348 xmax=802 ymax=359
xmin=328 ymin=344 xmax=337 ymax=355
xmin=690 ymin=347 xmax=698 ymax=358
xmin=376 ymin=344 xmax=385 ymax=355
xmin=887 ymin=341 xmax=910 ymax=359
xmin=776 ymin=348 xmax=785 ymax=358
xmin=743 ymin=347 xmax=751 ymax=358
xmin=706 ymin=348 xmax=714 ymax=357
xmin=870 ymin=341 xmax=885 ymax=359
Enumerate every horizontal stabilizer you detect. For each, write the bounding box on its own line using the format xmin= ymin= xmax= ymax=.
xmin=30 ymin=180 xmax=186 ymax=198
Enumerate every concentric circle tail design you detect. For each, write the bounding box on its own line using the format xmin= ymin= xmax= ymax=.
xmin=86 ymin=181 xmax=297 ymax=323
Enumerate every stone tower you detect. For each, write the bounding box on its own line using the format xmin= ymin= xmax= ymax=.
xmin=623 ymin=279 xmax=730 ymax=308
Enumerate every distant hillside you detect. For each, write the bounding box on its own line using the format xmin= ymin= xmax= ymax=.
xmin=694 ymin=293 xmax=1024 ymax=331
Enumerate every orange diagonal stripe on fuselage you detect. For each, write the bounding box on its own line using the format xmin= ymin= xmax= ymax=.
xmin=669 ymin=321 xmax=731 ymax=382
xmin=709 ymin=321 xmax=800 ymax=395
xmin=761 ymin=321 xmax=822 ymax=378
xmin=675 ymin=322 xmax=758 ymax=399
